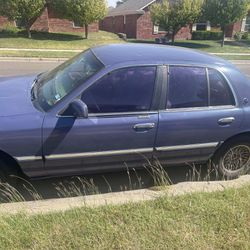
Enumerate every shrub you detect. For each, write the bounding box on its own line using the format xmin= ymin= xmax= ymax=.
xmin=192 ymin=31 xmax=223 ymax=40
xmin=234 ymin=31 xmax=243 ymax=41
xmin=234 ymin=31 xmax=249 ymax=41
xmin=242 ymin=32 xmax=249 ymax=40
xmin=0 ymin=23 xmax=19 ymax=36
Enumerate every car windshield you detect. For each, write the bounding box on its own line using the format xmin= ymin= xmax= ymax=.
xmin=34 ymin=50 xmax=103 ymax=111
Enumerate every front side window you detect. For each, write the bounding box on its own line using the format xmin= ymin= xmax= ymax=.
xmin=208 ymin=68 xmax=235 ymax=106
xmin=35 ymin=50 xmax=103 ymax=111
xmin=167 ymin=66 xmax=208 ymax=109
xmin=81 ymin=67 xmax=157 ymax=113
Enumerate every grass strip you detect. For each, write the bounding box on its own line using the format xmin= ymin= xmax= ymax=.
xmin=0 ymin=185 xmax=249 ymax=249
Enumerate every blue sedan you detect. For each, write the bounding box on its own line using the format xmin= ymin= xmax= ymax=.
xmin=0 ymin=44 xmax=249 ymax=183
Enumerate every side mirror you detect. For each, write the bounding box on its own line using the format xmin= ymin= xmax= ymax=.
xmin=60 ymin=99 xmax=88 ymax=118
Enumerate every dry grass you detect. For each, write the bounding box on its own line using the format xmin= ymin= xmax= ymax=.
xmin=0 ymin=184 xmax=249 ymax=249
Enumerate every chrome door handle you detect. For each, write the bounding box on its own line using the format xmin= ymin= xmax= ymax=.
xmin=218 ymin=117 xmax=235 ymax=126
xmin=133 ymin=123 xmax=155 ymax=131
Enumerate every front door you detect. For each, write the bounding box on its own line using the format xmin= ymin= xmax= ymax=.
xmin=43 ymin=66 xmax=160 ymax=176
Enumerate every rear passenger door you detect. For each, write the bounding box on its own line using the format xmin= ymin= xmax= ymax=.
xmin=155 ymin=66 xmax=243 ymax=165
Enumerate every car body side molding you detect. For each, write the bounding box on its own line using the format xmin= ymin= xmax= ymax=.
xmin=156 ymin=142 xmax=220 ymax=152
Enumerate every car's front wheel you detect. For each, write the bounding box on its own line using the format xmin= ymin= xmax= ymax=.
xmin=0 ymin=160 xmax=20 ymax=187
xmin=213 ymin=136 xmax=250 ymax=179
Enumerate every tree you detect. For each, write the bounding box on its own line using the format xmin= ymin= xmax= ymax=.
xmin=0 ymin=0 xmax=46 ymax=38
xmin=51 ymin=0 xmax=107 ymax=39
xmin=203 ymin=0 xmax=248 ymax=47
xmin=116 ymin=0 xmax=128 ymax=7
xmin=151 ymin=0 xmax=203 ymax=45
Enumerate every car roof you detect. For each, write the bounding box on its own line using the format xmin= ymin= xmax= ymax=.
xmin=91 ymin=44 xmax=232 ymax=68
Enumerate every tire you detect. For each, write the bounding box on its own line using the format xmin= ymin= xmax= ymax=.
xmin=0 ymin=160 xmax=20 ymax=187
xmin=213 ymin=136 xmax=250 ymax=179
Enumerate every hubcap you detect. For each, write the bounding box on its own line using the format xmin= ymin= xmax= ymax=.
xmin=222 ymin=145 xmax=250 ymax=172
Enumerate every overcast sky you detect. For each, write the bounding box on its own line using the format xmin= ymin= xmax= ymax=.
xmin=108 ymin=0 xmax=117 ymax=7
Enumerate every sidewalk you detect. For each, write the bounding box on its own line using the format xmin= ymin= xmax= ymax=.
xmin=0 ymin=48 xmax=82 ymax=52
xmin=0 ymin=47 xmax=250 ymax=56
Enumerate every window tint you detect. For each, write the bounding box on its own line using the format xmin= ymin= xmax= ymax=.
xmin=167 ymin=66 xmax=208 ymax=109
xmin=81 ymin=67 xmax=156 ymax=113
xmin=208 ymin=69 xmax=235 ymax=106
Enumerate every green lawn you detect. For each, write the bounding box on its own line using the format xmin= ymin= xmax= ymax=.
xmin=0 ymin=30 xmax=250 ymax=59
xmin=0 ymin=185 xmax=249 ymax=249
xmin=130 ymin=39 xmax=250 ymax=53
xmin=175 ymin=40 xmax=250 ymax=53
xmin=0 ymin=30 xmax=124 ymax=50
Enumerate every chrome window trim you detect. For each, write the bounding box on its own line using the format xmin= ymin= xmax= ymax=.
xmin=161 ymin=105 xmax=236 ymax=113
xmin=88 ymin=111 xmax=158 ymax=118
xmin=206 ymin=67 xmax=211 ymax=106
xmin=156 ymin=142 xmax=220 ymax=152
xmin=57 ymin=111 xmax=158 ymax=119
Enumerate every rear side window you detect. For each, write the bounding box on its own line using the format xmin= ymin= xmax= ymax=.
xmin=81 ymin=66 xmax=156 ymax=113
xmin=167 ymin=66 xmax=208 ymax=109
xmin=208 ymin=69 xmax=235 ymax=106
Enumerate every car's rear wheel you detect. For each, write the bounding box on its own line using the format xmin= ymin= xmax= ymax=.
xmin=213 ymin=136 xmax=250 ymax=179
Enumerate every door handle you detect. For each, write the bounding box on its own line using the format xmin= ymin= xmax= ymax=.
xmin=133 ymin=123 xmax=155 ymax=131
xmin=218 ymin=117 xmax=235 ymax=126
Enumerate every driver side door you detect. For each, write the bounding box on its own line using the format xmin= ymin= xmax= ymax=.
xmin=42 ymin=66 xmax=160 ymax=176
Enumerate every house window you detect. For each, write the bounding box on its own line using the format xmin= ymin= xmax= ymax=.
xmin=244 ymin=15 xmax=250 ymax=32
xmin=73 ymin=21 xmax=83 ymax=28
xmin=153 ymin=25 xmax=159 ymax=34
xmin=192 ymin=22 xmax=211 ymax=31
xmin=15 ymin=19 xmax=25 ymax=28
xmin=196 ymin=23 xmax=207 ymax=31
xmin=153 ymin=25 xmax=166 ymax=34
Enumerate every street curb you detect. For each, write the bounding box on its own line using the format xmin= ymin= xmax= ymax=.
xmin=0 ymin=57 xmax=67 ymax=62
xmin=0 ymin=175 xmax=249 ymax=215
xmin=1 ymin=57 xmax=250 ymax=64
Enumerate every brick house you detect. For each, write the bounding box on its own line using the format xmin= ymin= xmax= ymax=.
xmin=225 ymin=12 xmax=250 ymax=38
xmin=0 ymin=6 xmax=99 ymax=34
xmin=100 ymin=0 xmax=249 ymax=40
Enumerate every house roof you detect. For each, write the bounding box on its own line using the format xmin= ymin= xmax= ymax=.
xmin=108 ymin=0 xmax=156 ymax=17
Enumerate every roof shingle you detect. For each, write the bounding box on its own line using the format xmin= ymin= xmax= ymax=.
xmin=108 ymin=0 xmax=156 ymax=16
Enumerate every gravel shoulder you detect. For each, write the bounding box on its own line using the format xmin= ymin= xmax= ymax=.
xmin=0 ymin=175 xmax=249 ymax=215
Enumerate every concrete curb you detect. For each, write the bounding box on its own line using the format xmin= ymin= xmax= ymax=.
xmin=0 ymin=57 xmax=67 ymax=62
xmin=0 ymin=57 xmax=250 ymax=64
xmin=0 ymin=175 xmax=249 ymax=216
xmin=0 ymin=48 xmax=81 ymax=52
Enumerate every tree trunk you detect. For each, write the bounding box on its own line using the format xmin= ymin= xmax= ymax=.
xmin=171 ymin=31 xmax=175 ymax=45
xmin=84 ymin=24 xmax=89 ymax=39
xmin=221 ymin=27 xmax=225 ymax=47
xmin=26 ymin=26 xmax=31 ymax=39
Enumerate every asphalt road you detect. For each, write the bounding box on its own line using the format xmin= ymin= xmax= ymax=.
xmin=0 ymin=60 xmax=250 ymax=77
xmin=0 ymin=60 xmax=249 ymax=202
